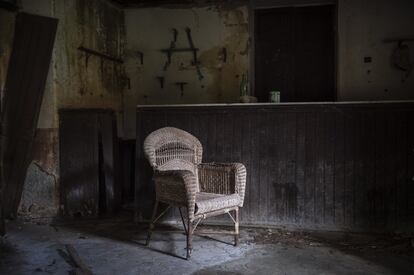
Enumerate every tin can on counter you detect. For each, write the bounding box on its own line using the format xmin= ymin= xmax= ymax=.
xmin=269 ymin=91 xmax=280 ymax=103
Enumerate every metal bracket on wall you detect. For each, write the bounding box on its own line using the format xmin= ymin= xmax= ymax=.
xmin=162 ymin=29 xmax=178 ymax=71
xmin=137 ymin=51 xmax=144 ymax=65
xmin=172 ymin=28 xmax=178 ymax=43
xmin=185 ymin=27 xmax=198 ymax=65
xmin=160 ymin=27 xmax=204 ymax=80
xmin=78 ymin=46 xmax=127 ymax=88
xmin=161 ymin=47 xmax=200 ymax=71
xmin=221 ymin=47 xmax=227 ymax=63
xmin=175 ymin=82 xmax=187 ymax=96
xmin=156 ymin=76 xmax=165 ymax=89
xmin=185 ymin=27 xmax=203 ymax=80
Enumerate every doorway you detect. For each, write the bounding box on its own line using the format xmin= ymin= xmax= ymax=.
xmin=254 ymin=5 xmax=336 ymax=102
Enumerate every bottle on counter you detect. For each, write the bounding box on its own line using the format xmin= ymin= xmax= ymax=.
xmin=240 ymin=73 xmax=248 ymax=97
xmin=239 ymin=73 xmax=257 ymax=103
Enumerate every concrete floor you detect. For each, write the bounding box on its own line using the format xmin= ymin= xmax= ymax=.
xmin=0 ymin=216 xmax=413 ymax=275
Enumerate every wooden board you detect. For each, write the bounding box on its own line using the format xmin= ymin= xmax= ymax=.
xmin=99 ymin=112 xmax=117 ymax=213
xmin=59 ymin=109 xmax=118 ymax=217
xmin=136 ymin=102 xmax=414 ymax=232
xmin=60 ymin=111 xmax=99 ymax=217
xmin=1 ymin=13 xmax=58 ymax=218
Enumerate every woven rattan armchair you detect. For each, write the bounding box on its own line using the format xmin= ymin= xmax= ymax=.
xmin=143 ymin=127 xmax=247 ymax=259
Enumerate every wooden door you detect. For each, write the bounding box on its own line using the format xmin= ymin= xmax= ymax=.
xmin=255 ymin=5 xmax=335 ymax=102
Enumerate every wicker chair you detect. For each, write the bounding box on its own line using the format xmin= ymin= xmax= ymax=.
xmin=143 ymin=127 xmax=247 ymax=259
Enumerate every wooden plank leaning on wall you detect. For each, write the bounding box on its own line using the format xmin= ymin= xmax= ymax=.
xmin=0 ymin=13 xmax=58 ymax=225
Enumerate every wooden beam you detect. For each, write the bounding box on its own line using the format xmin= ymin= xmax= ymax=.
xmin=65 ymin=244 xmax=93 ymax=275
xmin=78 ymin=46 xmax=123 ymax=64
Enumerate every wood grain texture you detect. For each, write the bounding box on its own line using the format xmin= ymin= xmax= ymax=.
xmin=1 ymin=13 xmax=58 ymax=218
xmin=59 ymin=109 xmax=118 ymax=217
xmin=136 ymin=103 xmax=414 ymax=232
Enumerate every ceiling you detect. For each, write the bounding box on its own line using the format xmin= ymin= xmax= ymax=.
xmin=111 ymin=0 xmax=242 ymax=8
xmin=111 ymin=0 xmax=196 ymax=7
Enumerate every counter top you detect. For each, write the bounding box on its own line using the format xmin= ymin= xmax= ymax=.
xmin=137 ymin=100 xmax=414 ymax=108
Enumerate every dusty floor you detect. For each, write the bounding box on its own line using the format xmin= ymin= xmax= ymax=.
xmin=0 ymin=215 xmax=413 ymax=275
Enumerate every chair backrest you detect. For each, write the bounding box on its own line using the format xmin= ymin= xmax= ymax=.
xmin=143 ymin=127 xmax=203 ymax=172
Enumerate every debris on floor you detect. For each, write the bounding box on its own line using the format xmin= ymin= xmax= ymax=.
xmin=252 ymin=227 xmax=414 ymax=255
xmin=1 ymin=217 xmax=413 ymax=275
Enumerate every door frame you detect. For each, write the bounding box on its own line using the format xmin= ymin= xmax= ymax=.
xmin=249 ymin=0 xmax=338 ymax=102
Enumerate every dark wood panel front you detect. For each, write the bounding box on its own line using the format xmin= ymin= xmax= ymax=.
xmin=59 ymin=109 xmax=118 ymax=217
xmin=136 ymin=103 xmax=414 ymax=232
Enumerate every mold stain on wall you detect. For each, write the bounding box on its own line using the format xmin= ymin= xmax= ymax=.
xmin=55 ymin=0 xmax=126 ymax=112
xmin=201 ymin=7 xmax=249 ymax=102
xmin=123 ymin=4 xmax=249 ymax=138
xmin=3 ymin=0 xmax=414 ymax=221
xmin=9 ymin=0 xmax=127 ymax=219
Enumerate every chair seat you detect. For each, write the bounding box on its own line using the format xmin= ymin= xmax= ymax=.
xmin=195 ymin=192 xmax=240 ymax=214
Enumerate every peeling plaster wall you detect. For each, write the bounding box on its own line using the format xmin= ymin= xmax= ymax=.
xmin=0 ymin=9 xmax=15 ymax=104
xmin=20 ymin=129 xmax=59 ymax=220
xmin=3 ymin=0 xmax=413 ymax=220
xmin=337 ymin=0 xmax=414 ymax=100
xmin=21 ymin=0 xmax=125 ymax=129
xmin=20 ymin=163 xmax=57 ymax=220
xmin=15 ymin=0 xmax=126 ymax=219
xmin=54 ymin=0 xmax=125 ymax=112
xmin=123 ymin=5 xmax=249 ymax=138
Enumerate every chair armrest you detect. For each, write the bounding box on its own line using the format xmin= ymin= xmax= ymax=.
xmin=198 ymin=163 xmax=247 ymax=207
xmin=153 ymin=170 xmax=197 ymax=220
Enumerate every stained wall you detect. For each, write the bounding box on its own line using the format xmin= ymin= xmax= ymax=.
xmin=337 ymin=0 xmax=414 ymax=101
xmin=123 ymin=4 xmax=249 ymax=138
xmin=1 ymin=0 xmax=414 ymax=221
xmin=12 ymin=0 xmax=126 ymax=219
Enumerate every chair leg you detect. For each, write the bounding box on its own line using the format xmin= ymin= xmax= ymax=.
xmin=186 ymin=218 xmax=193 ymax=260
xmin=146 ymin=200 xmax=159 ymax=246
xmin=234 ymin=208 xmax=239 ymax=246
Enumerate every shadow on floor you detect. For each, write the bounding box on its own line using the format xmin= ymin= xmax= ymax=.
xmin=55 ymin=213 xmax=414 ymax=274
xmin=52 ymin=212 xmax=237 ymax=260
